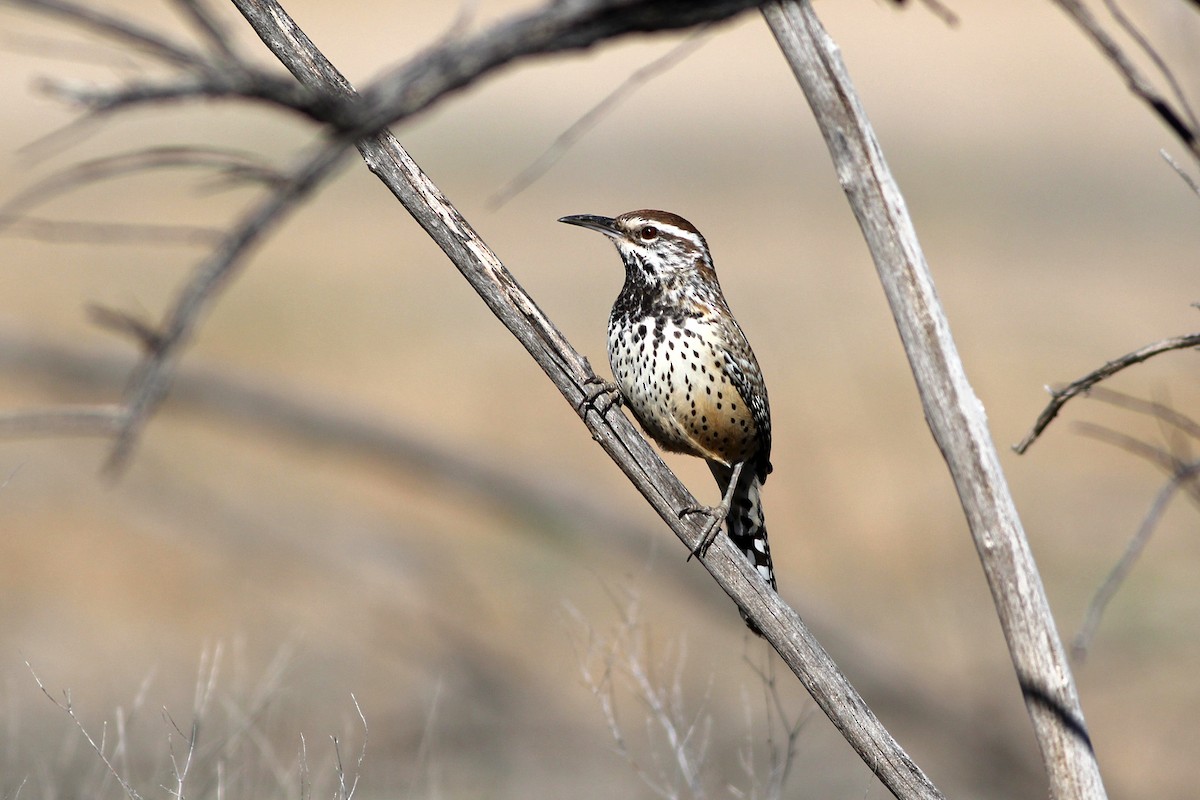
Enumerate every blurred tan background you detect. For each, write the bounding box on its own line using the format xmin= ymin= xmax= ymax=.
xmin=1 ymin=0 xmax=1199 ymax=797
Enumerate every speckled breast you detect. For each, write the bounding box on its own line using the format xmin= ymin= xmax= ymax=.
xmin=607 ymin=313 xmax=758 ymax=466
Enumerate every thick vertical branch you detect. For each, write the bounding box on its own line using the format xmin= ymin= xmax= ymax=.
xmin=762 ymin=2 xmax=1106 ymax=799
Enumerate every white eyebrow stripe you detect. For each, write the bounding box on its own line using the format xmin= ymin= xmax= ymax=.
xmin=628 ymin=219 xmax=704 ymax=247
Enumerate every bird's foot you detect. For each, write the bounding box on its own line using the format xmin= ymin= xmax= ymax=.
xmin=576 ymin=376 xmax=623 ymax=418
xmin=679 ymin=461 xmax=744 ymax=561
xmin=679 ymin=502 xmax=729 ymax=561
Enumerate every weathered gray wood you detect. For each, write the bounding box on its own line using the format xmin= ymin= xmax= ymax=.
xmin=232 ymin=2 xmax=945 ymax=797
xmin=762 ymin=2 xmax=1106 ymax=798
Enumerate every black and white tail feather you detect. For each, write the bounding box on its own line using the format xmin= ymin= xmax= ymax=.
xmin=709 ymin=456 xmax=775 ymax=636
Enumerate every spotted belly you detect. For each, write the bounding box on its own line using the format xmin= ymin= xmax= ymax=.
xmin=608 ymin=315 xmax=758 ymax=465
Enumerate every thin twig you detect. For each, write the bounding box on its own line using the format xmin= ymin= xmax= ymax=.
xmin=104 ymin=137 xmax=354 ymax=473
xmin=1014 ymin=332 xmax=1200 ymax=454
xmin=26 ymin=662 xmax=144 ymax=800
xmin=1161 ymin=149 xmax=1200 ymax=197
xmin=1072 ymin=460 xmax=1200 ymax=662
xmin=1049 ymin=0 xmax=1199 ymax=159
xmin=0 ymin=216 xmax=222 ymax=246
xmin=488 ymin=27 xmax=712 ymax=208
xmin=2 ymin=0 xmax=205 ymax=68
xmin=0 ymin=146 xmax=284 ymax=221
xmin=1099 ymin=0 xmax=1198 ymax=133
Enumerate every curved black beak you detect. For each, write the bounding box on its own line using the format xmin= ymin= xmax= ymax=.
xmin=558 ymin=214 xmax=620 ymax=237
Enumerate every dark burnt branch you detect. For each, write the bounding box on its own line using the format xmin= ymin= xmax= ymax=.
xmin=1014 ymin=332 xmax=1200 ymax=454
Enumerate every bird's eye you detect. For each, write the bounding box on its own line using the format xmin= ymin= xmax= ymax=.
xmin=640 ymin=226 xmax=659 ymax=241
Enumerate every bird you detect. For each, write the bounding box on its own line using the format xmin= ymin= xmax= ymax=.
xmin=559 ymin=209 xmax=775 ymax=633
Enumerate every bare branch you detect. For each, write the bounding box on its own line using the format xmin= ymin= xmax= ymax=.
xmin=0 ymin=215 xmax=221 ymax=246
xmin=1162 ymin=148 xmax=1200 ymax=197
xmin=170 ymin=0 xmax=240 ymax=62
xmin=764 ymin=0 xmax=1105 ymax=797
xmin=1099 ymin=0 xmax=1198 ymax=132
xmin=488 ymin=27 xmax=712 ymax=208
xmin=1014 ymin=331 xmax=1200 ymax=454
xmin=230 ymin=3 xmax=948 ymax=798
xmin=1049 ymin=0 xmax=1199 ymax=160
xmin=32 ymin=69 xmax=332 ymax=121
xmin=0 ymin=404 xmax=125 ymax=437
xmin=350 ymin=0 xmax=761 ymax=136
xmin=2 ymin=0 xmax=205 ymax=69
xmin=1072 ymin=460 xmax=1200 ymax=661
xmin=104 ymin=137 xmax=353 ymax=472
xmin=0 ymin=146 xmax=284 ymax=220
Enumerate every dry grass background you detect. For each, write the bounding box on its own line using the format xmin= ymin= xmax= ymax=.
xmin=1 ymin=0 xmax=1199 ymax=797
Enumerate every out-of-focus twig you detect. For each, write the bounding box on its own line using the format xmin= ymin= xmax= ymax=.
xmin=1072 ymin=460 xmax=1200 ymax=662
xmin=1162 ymin=149 xmax=1200 ymax=197
xmin=1049 ymin=0 xmax=1199 ymax=161
xmin=488 ymin=27 xmax=711 ymax=209
xmin=0 ymin=146 xmax=285 ymax=222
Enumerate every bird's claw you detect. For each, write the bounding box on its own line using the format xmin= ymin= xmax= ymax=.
xmin=577 ymin=376 xmax=623 ymax=418
xmin=679 ymin=503 xmax=725 ymax=561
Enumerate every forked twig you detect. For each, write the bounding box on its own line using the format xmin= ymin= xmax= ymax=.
xmin=1015 ymin=332 xmax=1200 ymax=454
xmin=26 ymin=662 xmax=144 ymax=800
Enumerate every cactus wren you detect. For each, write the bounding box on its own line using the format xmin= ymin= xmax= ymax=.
xmin=559 ymin=209 xmax=775 ymax=633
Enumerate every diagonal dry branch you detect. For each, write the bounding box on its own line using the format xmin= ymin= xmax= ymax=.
xmin=762 ymin=1 xmax=1106 ymax=798
xmin=230 ymin=2 xmax=944 ymax=798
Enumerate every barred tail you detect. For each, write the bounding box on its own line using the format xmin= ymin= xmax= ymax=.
xmin=709 ymin=460 xmax=775 ymax=636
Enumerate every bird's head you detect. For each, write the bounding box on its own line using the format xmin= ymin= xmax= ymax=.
xmin=559 ymin=209 xmax=714 ymax=286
